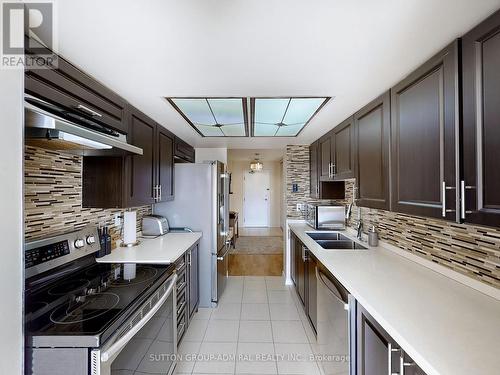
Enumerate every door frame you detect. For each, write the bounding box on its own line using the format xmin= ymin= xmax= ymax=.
xmin=243 ymin=170 xmax=271 ymax=227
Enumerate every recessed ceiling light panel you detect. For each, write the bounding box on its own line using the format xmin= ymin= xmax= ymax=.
xmin=167 ymin=97 xmax=248 ymax=137
xmin=251 ymin=97 xmax=330 ymax=137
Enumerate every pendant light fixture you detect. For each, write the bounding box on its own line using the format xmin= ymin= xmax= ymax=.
xmin=250 ymin=153 xmax=264 ymax=172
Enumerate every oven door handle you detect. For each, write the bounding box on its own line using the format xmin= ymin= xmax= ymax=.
xmin=100 ymin=273 xmax=178 ymax=362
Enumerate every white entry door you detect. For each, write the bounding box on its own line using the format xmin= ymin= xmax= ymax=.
xmin=243 ymin=171 xmax=270 ymax=227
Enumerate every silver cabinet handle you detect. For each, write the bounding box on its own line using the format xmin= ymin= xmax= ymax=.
xmin=388 ymin=343 xmax=401 ymax=375
xmin=332 ymin=163 xmax=336 ymax=177
xmin=441 ymin=181 xmax=456 ymax=217
xmin=159 ymin=184 xmax=162 ymax=201
xmin=76 ymin=104 xmax=102 ymax=118
xmin=460 ymin=180 xmax=466 ymax=219
xmin=460 ymin=180 xmax=476 ymax=219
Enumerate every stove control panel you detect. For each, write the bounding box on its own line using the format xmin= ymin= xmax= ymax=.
xmin=25 ymin=240 xmax=70 ymax=268
xmin=25 ymin=226 xmax=101 ymax=279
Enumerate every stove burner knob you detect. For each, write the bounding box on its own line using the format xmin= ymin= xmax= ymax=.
xmin=74 ymin=239 xmax=85 ymax=249
xmin=86 ymin=235 xmax=96 ymax=245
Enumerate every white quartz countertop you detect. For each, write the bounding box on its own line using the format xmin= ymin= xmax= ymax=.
xmin=289 ymin=223 xmax=500 ymax=375
xmin=95 ymin=232 xmax=201 ymax=264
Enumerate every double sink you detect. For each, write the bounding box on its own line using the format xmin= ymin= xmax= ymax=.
xmin=306 ymin=231 xmax=368 ymax=250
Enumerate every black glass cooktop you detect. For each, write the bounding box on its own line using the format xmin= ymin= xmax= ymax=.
xmin=25 ymin=260 xmax=170 ymax=339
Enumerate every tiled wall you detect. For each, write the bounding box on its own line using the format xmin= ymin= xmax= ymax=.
xmin=284 ymin=145 xmax=500 ymax=289
xmin=283 ymin=145 xmax=335 ymax=218
xmin=341 ymin=179 xmax=500 ymax=289
xmin=24 ymin=146 xmax=152 ymax=248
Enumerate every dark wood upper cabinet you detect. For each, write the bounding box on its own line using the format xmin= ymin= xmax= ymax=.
xmin=319 ymin=133 xmax=333 ymax=180
xmin=156 ymin=126 xmax=175 ymax=202
xmin=390 ymin=41 xmax=460 ymax=220
xmin=310 ymin=140 xmax=319 ymax=198
xmin=319 ymin=117 xmax=356 ymax=182
xmin=127 ymin=107 xmax=157 ymax=206
xmin=174 ymin=137 xmax=195 ymax=163
xmin=83 ymin=107 xmax=177 ymax=208
xmin=25 ymin=56 xmax=128 ymax=135
xmin=354 ymin=91 xmax=391 ymax=210
xmin=462 ymin=9 xmax=500 ymax=227
xmin=332 ymin=116 xmax=356 ymax=180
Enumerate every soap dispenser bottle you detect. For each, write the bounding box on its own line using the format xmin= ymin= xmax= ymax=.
xmin=368 ymin=225 xmax=379 ymax=247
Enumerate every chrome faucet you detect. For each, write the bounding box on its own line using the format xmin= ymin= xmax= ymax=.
xmin=356 ymin=207 xmax=363 ymax=240
xmin=356 ymin=220 xmax=363 ymax=240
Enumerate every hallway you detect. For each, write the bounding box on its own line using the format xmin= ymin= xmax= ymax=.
xmin=229 ymin=228 xmax=284 ymax=276
xmin=175 ymin=276 xmax=321 ymax=375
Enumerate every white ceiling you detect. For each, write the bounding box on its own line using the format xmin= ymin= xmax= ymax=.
xmin=228 ymin=149 xmax=284 ymax=162
xmin=56 ymin=0 xmax=500 ymax=149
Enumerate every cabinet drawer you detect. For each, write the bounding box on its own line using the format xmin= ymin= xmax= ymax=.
xmin=25 ymin=57 xmax=127 ymax=134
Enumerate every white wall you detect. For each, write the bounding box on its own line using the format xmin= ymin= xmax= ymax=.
xmin=228 ymin=160 xmax=282 ymax=228
xmin=0 ymin=69 xmax=24 ymax=374
xmin=195 ymin=147 xmax=227 ymax=164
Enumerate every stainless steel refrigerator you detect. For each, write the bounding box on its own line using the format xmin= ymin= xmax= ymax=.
xmin=154 ymin=161 xmax=229 ymax=307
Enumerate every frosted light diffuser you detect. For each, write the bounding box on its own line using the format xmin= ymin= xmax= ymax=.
xmin=167 ymin=98 xmax=248 ymax=137
xmin=252 ymin=97 xmax=330 ymax=137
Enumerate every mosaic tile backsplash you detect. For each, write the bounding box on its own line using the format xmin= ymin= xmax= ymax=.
xmin=24 ymin=146 xmax=152 ymax=248
xmin=285 ymin=144 xmax=500 ymax=289
xmin=283 ymin=145 xmax=336 ymax=218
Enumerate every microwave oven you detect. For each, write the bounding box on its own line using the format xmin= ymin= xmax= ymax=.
xmin=306 ymin=204 xmax=346 ymax=230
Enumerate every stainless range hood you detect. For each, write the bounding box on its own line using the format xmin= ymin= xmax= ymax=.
xmin=24 ymin=96 xmax=143 ymax=155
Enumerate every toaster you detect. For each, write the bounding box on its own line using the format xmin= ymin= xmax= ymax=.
xmin=142 ymin=215 xmax=169 ymax=236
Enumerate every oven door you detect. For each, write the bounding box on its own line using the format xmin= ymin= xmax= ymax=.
xmin=91 ymin=273 xmax=177 ymax=375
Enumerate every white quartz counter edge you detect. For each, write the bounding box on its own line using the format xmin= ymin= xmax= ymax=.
xmin=289 ymin=223 xmax=500 ymax=375
xmin=95 ymin=232 xmax=202 ymax=264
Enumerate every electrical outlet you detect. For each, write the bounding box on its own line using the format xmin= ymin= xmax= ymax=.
xmin=114 ymin=213 xmax=121 ymax=227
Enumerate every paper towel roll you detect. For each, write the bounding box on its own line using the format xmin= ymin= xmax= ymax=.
xmin=123 ymin=211 xmax=137 ymax=245
xmin=123 ymin=263 xmax=136 ymax=280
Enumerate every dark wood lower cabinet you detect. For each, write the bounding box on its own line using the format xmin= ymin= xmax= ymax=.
xmin=354 ymin=302 xmax=427 ymax=375
xmin=306 ymin=252 xmax=317 ymax=333
xmin=295 ymin=238 xmax=306 ymax=306
xmin=462 ymin=8 xmax=500 ymax=227
xmin=354 ymin=91 xmax=391 ymax=210
xmin=390 ymin=41 xmax=460 ymax=221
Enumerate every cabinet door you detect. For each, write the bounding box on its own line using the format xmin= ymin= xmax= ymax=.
xmin=127 ymin=107 xmax=156 ymax=206
xmin=332 ymin=116 xmax=356 ymax=180
xmin=307 ymin=253 xmax=317 ymax=333
xmin=356 ymin=303 xmax=398 ymax=375
xmin=462 ymin=9 xmax=500 ymax=227
xmin=296 ymin=240 xmax=306 ymax=307
xmin=354 ymin=91 xmax=391 ymax=210
xmin=391 ymin=41 xmax=459 ymax=220
xmin=319 ymin=133 xmax=333 ymax=180
xmin=174 ymin=137 xmax=195 ymax=163
xmin=25 ymin=52 xmax=128 ymax=134
xmin=156 ymin=126 xmax=174 ymax=202
xmin=290 ymin=232 xmax=297 ymax=285
xmin=188 ymin=245 xmax=199 ymax=318
xmin=310 ymin=141 xmax=319 ymax=198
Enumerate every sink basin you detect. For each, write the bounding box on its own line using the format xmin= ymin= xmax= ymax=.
xmin=315 ymin=240 xmax=368 ymax=250
xmin=306 ymin=232 xmax=368 ymax=250
xmin=305 ymin=232 xmax=350 ymax=241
